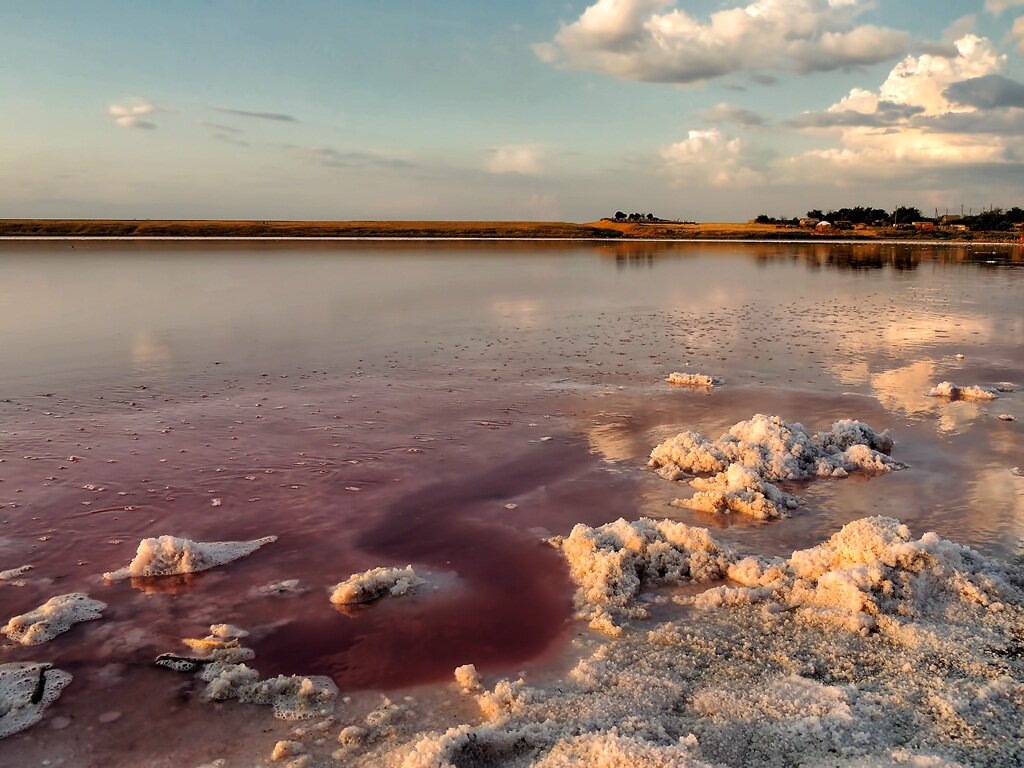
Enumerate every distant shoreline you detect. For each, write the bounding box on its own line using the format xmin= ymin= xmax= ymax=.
xmin=2 ymin=236 xmax=1021 ymax=248
xmin=0 ymin=219 xmax=1021 ymax=244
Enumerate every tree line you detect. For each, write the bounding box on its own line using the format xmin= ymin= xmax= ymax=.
xmin=755 ymin=206 xmax=1024 ymax=231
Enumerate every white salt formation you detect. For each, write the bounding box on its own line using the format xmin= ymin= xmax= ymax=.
xmin=453 ymin=664 xmax=483 ymax=694
xmin=649 ymin=414 xmax=903 ymax=519
xmin=927 ymin=381 xmax=999 ymax=401
xmin=548 ymin=518 xmax=733 ymax=635
xmin=2 ymin=593 xmax=107 ymax=645
xmin=330 ymin=565 xmax=424 ymax=606
xmin=103 ymin=534 xmax=277 ymax=580
xmin=359 ymin=517 xmax=1023 ymax=768
xmin=678 ymin=464 xmax=800 ymax=520
xmin=156 ymin=625 xmax=337 ymax=721
xmin=0 ymin=662 xmax=73 ymax=739
xmin=666 ymin=372 xmax=723 ymax=388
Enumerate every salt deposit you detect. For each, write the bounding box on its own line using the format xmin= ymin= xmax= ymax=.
xmin=927 ymin=381 xmax=999 ymax=401
xmin=453 ymin=664 xmax=483 ymax=694
xmin=0 ymin=662 xmax=73 ymax=739
xmin=649 ymin=415 xmax=900 ymax=482
xmin=2 ymin=593 xmax=106 ymax=645
xmin=103 ymin=534 xmax=277 ymax=581
xmin=666 ymin=372 xmax=723 ymax=388
xmin=649 ymin=414 xmax=903 ymax=519
xmin=337 ymin=516 xmax=1023 ymax=768
xmin=156 ymin=625 xmax=338 ymax=721
xmin=548 ymin=518 xmax=733 ymax=634
xmin=0 ymin=565 xmax=32 ymax=582
xmin=676 ymin=464 xmax=800 ymax=520
xmin=330 ymin=565 xmax=424 ymax=606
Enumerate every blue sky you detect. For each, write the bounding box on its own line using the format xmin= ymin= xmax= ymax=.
xmin=2 ymin=1 xmax=1023 ymax=220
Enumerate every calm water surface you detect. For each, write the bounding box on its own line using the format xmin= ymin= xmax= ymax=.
xmin=1 ymin=240 xmax=1022 ymax=766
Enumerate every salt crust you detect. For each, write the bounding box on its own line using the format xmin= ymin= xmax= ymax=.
xmin=0 ymin=565 xmax=32 ymax=582
xmin=666 ymin=372 xmax=723 ymax=388
xmin=2 ymin=593 xmax=106 ymax=645
xmin=649 ymin=414 xmax=903 ymax=519
xmin=103 ymin=534 xmax=277 ymax=580
xmin=330 ymin=565 xmax=424 ymax=606
xmin=363 ymin=517 xmax=1023 ymax=768
xmin=156 ymin=625 xmax=337 ymax=721
xmin=0 ymin=662 xmax=73 ymax=739
xmin=927 ymin=382 xmax=999 ymax=401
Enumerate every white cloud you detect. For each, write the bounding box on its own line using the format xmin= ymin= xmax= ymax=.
xmin=785 ymin=35 xmax=1017 ymax=177
xmin=536 ymin=0 xmax=909 ymax=84
xmin=486 ymin=145 xmax=544 ymax=175
xmin=699 ymin=103 xmax=768 ymax=127
xmin=985 ymin=0 xmax=1024 ymax=14
xmin=108 ymin=99 xmax=160 ymax=129
xmin=661 ymin=130 xmax=763 ymax=187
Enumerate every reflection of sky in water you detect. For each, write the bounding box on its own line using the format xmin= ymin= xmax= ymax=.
xmin=1 ymin=241 xmax=1022 ymax=765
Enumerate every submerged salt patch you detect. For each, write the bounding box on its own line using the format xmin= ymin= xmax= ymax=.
xmin=666 ymin=372 xmax=723 ymax=388
xmin=2 ymin=593 xmax=106 ymax=645
xmin=157 ymin=626 xmax=338 ymax=721
xmin=549 ymin=518 xmax=733 ymax=634
xmin=927 ymin=381 xmax=999 ymax=401
xmin=0 ymin=662 xmax=73 ymax=739
xmin=103 ymin=534 xmax=277 ymax=580
xmin=330 ymin=565 xmax=424 ymax=606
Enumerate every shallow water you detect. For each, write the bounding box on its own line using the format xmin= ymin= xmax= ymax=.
xmin=1 ymin=240 xmax=1022 ymax=765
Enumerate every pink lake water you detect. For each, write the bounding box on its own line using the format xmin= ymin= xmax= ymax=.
xmin=0 ymin=240 xmax=1022 ymax=766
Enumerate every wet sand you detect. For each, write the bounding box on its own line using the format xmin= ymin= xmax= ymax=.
xmin=1 ymin=240 xmax=1021 ymax=765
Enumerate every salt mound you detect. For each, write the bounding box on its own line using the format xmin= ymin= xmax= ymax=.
xmin=649 ymin=414 xmax=900 ymax=482
xmin=2 ymin=593 xmax=106 ymax=645
xmin=103 ymin=534 xmax=277 ymax=581
xmin=0 ymin=662 xmax=73 ymax=739
xmin=783 ymin=516 xmax=1016 ymax=633
xmin=677 ymin=464 xmax=800 ymax=520
xmin=549 ymin=518 xmax=733 ymax=634
xmin=927 ymin=381 xmax=998 ymax=401
xmin=649 ymin=414 xmax=903 ymax=518
xmin=156 ymin=626 xmax=337 ymax=721
xmin=667 ymin=372 xmax=722 ymax=388
xmin=330 ymin=565 xmax=423 ymax=606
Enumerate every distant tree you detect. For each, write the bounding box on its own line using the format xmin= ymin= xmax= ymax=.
xmin=806 ymin=209 xmax=825 ymax=220
xmin=646 ymin=213 xmax=656 ymax=221
xmin=755 ymin=214 xmax=773 ymax=224
xmin=892 ymin=206 xmax=922 ymax=224
xmin=614 ymin=211 xmax=626 ymax=221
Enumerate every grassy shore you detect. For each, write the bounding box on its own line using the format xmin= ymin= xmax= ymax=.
xmin=1 ymin=218 xmax=1022 ymax=242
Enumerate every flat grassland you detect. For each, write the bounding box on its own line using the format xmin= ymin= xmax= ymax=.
xmin=1 ymin=218 xmax=1021 ymax=242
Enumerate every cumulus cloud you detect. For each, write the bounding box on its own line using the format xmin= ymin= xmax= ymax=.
xmin=661 ymin=130 xmax=763 ymax=187
xmin=699 ymin=103 xmax=768 ymax=127
xmin=212 ymin=107 xmax=298 ymax=122
xmin=535 ymin=0 xmax=909 ymax=85
xmin=108 ymin=99 xmax=160 ymax=129
xmin=784 ymin=35 xmax=1019 ymax=177
xmin=485 ymin=145 xmax=544 ymax=175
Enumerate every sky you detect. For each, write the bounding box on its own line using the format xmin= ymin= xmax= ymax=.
xmin=2 ymin=0 xmax=1024 ymax=221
